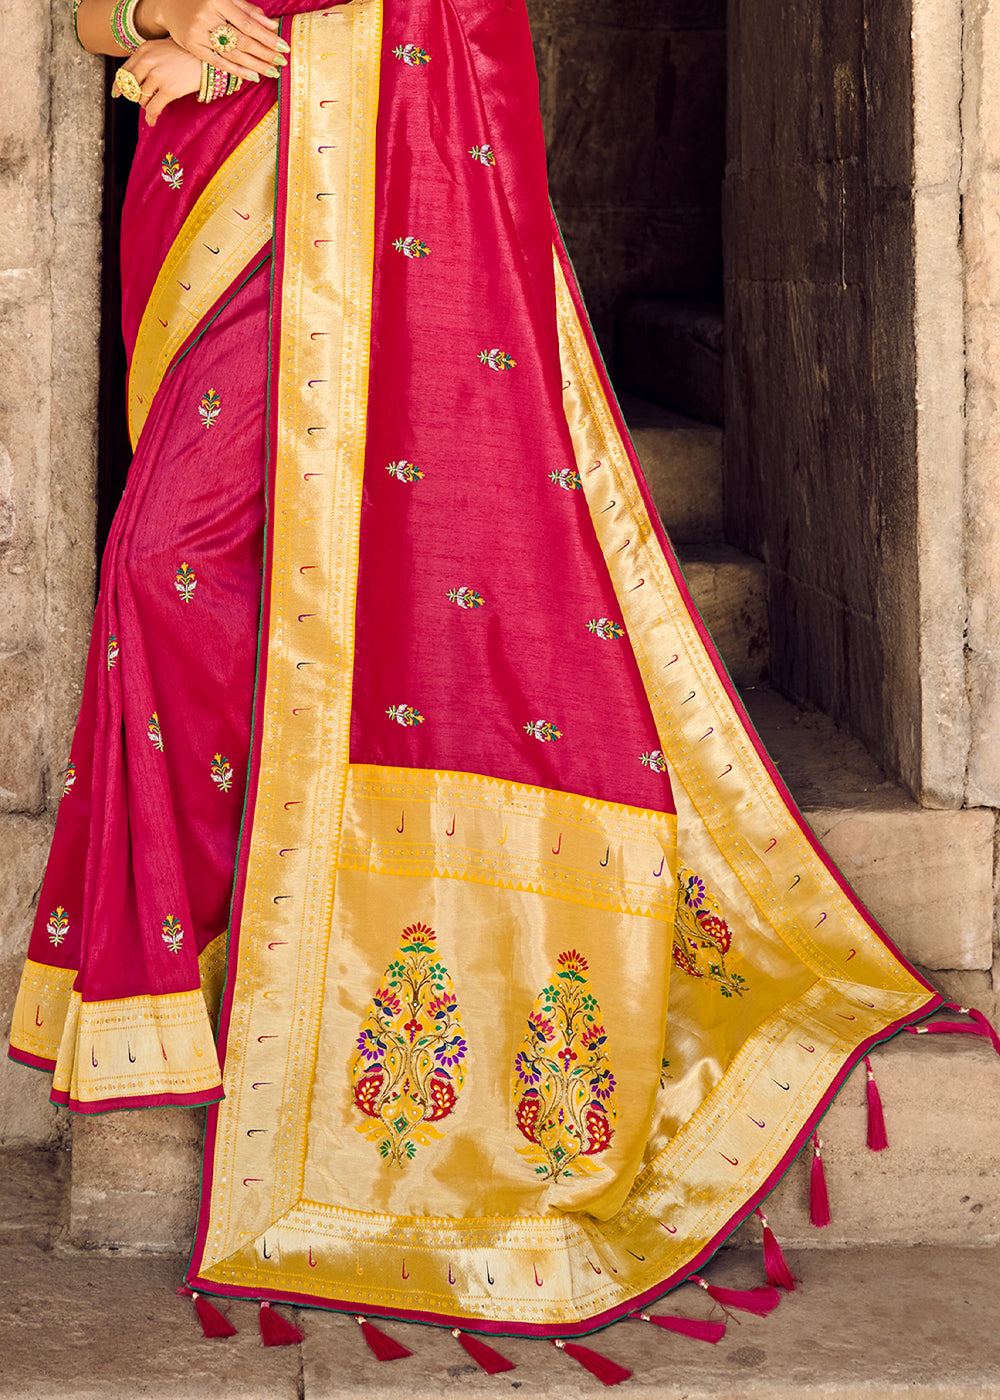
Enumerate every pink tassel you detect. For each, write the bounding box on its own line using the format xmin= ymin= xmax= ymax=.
xmin=864 ymin=1056 xmax=889 ymax=1151
xmin=451 ymin=1329 xmax=515 ymax=1373
xmin=553 ymin=1338 xmax=632 ymax=1386
xmin=634 ymin=1311 xmax=726 ymax=1343
xmin=692 ymin=1276 xmax=780 ymax=1316
xmin=756 ymin=1209 xmax=796 ymax=1290
xmin=258 ymin=1300 xmax=303 ymax=1346
xmin=955 ymin=1005 xmax=1000 ymax=1057
xmin=176 ymin=1285 xmax=237 ymax=1338
xmin=355 ymin=1315 xmax=412 ymax=1361
xmin=809 ymin=1136 xmax=831 ymax=1227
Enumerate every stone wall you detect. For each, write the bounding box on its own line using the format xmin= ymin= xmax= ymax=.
xmin=531 ymin=0 xmax=725 ymax=359
xmin=0 ymin=3 xmax=104 ymax=1147
xmin=724 ymin=0 xmax=926 ymax=791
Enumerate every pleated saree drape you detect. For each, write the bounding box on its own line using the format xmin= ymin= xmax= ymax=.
xmin=10 ymin=0 xmax=940 ymax=1334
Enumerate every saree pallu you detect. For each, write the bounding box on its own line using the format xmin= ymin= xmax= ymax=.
xmin=9 ymin=0 xmax=941 ymax=1334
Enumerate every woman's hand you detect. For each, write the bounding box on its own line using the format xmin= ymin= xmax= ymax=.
xmin=115 ymin=38 xmax=202 ymax=127
xmin=133 ymin=0 xmax=288 ymax=80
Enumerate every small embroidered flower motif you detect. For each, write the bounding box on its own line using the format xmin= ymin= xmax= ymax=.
xmin=386 ymin=460 xmax=425 ymax=483
xmin=447 ymin=587 xmax=485 ymax=610
xmin=174 ymin=562 xmax=197 ymax=603
xmin=549 ymin=468 xmax=582 ymax=491
xmin=524 ymin=719 xmax=563 ymax=742
xmin=640 ymin=749 xmax=667 ymax=772
xmin=161 ymin=914 xmax=184 ymax=954
xmin=210 ymin=753 xmax=234 ymax=792
xmin=107 ymin=634 xmax=119 ymax=670
xmin=469 ymin=144 xmax=496 ymax=166
xmin=587 ymin=617 xmax=625 ymax=640
xmin=198 ymin=388 xmax=221 ymax=430
xmin=393 ymin=43 xmax=430 ymax=65
xmin=387 ymin=703 xmax=425 ymax=727
xmin=147 ymin=713 xmax=164 ymax=753
xmin=393 ymin=236 xmax=430 ymax=259
xmin=62 ymin=760 xmax=77 ymax=797
xmin=160 ymin=153 xmax=184 ymax=190
xmin=47 ymin=907 xmax=69 ymax=948
xmin=479 ymin=348 xmax=516 ymax=372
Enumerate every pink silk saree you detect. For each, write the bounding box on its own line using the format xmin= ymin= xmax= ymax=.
xmin=10 ymin=0 xmax=941 ymax=1335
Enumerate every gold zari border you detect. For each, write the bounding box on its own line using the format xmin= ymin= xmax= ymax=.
xmin=128 ymin=106 xmax=278 ymax=447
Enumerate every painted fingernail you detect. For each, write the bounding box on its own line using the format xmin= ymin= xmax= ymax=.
xmin=272 ymin=55 xmax=287 ymax=66
xmin=274 ymin=37 xmax=290 ymax=52
xmin=264 ymin=65 xmax=280 ymax=77
xmin=245 ymin=70 xmax=261 ymax=81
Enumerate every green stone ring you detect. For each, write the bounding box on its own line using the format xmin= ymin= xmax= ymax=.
xmin=208 ymin=23 xmax=239 ymax=55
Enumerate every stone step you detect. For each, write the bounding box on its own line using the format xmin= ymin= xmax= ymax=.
xmin=678 ymin=543 xmax=769 ymax=687
xmin=0 ymin=1180 xmax=997 ymax=1400
xmin=622 ymin=393 xmax=724 ymax=545
xmin=742 ymin=687 xmax=996 ymax=992
xmin=616 ymin=298 xmax=725 ymax=425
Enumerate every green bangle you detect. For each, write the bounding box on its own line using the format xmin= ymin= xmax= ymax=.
xmin=110 ymin=0 xmax=144 ymax=53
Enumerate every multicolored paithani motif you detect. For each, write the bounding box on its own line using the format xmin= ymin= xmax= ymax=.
xmin=174 ymin=562 xmax=197 ymax=602
xmin=106 ymin=634 xmax=119 ymax=670
xmin=587 ymin=617 xmax=625 ymax=640
xmin=147 ymin=713 xmax=163 ymax=752
xmin=446 ymin=587 xmax=484 ymax=610
xmin=198 ymin=389 xmax=221 ymax=429
xmin=640 ymin=750 xmax=667 ymax=772
xmin=386 ymin=703 xmax=424 ymax=726
xmin=479 ymin=347 xmax=516 ymax=371
xmin=673 ymin=867 xmax=747 ymax=997
xmin=513 ymin=950 xmax=617 ymax=1181
xmin=524 ymin=720 xmax=562 ymax=742
xmin=161 ymin=153 xmax=184 ymax=190
xmin=161 ymin=915 xmax=184 ymax=954
xmin=385 ymin=460 xmax=424 ymax=483
xmin=210 ymin=754 xmax=234 ymax=792
xmin=62 ymin=760 xmax=76 ymax=797
xmin=392 ymin=236 xmax=430 ymax=259
xmin=468 ymin=144 xmax=495 ymax=166
xmin=392 ymin=42 xmax=430 ymax=65
xmin=46 ymin=907 xmax=69 ymax=948
xmin=548 ymin=467 xmax=581 ymax=491
xmin=350 ymin=922 xmax=467 ymax=1164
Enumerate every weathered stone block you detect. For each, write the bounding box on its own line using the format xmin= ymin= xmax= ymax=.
xmin=0 ymin=650 xmax=45 ymax=812
xmin=679 ymin=544 xmax=768 ymax=686
xmin=617 ymin=300 xmax=723 ymax=423
xmin=70 ymin=1109 xmax=204 ymax=1251
xmin=738 ymin=1037 xmax=1000 ymax=1247
xmin=622 ymin=393 xmax=724 ymax=544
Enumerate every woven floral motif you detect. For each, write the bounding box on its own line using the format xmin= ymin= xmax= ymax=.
xmin=587 ymin=618 xmax=625 ymax=640
xmin=350 ymin=922 xmax=467 ymax=1165
xmin=392 ymin=43 xmax=430 ymax=65
xmin=447 ymin=587 xmax=485 ymax=610
xmin=386 ymin=703 xmax=425 ymax=727
xmin=210 ymin=754 xmax=234 ymax=792
xmin=548 ymin=468 xmax=582 ymax=491
xmin=160 ymin=153 xmax=183 ymax=190
xmin=524 ymin=720 xmax=562 ymax=742
xmin=479 ymin=348 xmax=516 ymax=372
xmin=672 ymin=867 xmax=747 ymax=997
xmin=147 ymin=713 xmax=163 ymax=752
xmin=468 ymin=144 xmax=496 ymax=166
xmin=175 ymin=563 xmax=197 ymax=603
xmin=198 ymin=389 xmax=221 ymax=430
xmin=62 ymin=760 xmax=77 ymax=797
xmin=393 ymin=236 xmax=430 ymax=259
xmin=512 ymin=950 xmax=617 ymax=1181
xmin=386 ymin=460 xmax=424 ymax=483
xmin=107 ymin=634 xmax=119 ymax=670
xmin=47 ymin=908 xmax=69 ymax=948
xmin=640 ymin=749 xmax=667 ymax=772
xmin=161 ymin=915 xmax=184 ymax=954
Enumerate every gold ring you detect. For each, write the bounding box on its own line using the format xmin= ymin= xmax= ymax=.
xmin=208 ymin=23 xmax=239 ymax=55
xmin=114 ymin=67 xmax=143 ymax=102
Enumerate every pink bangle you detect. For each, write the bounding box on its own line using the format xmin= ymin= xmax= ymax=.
xmin=110 ymin=0 xmax=144 ymax=52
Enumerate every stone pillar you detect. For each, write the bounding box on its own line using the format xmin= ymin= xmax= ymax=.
xmin=0 ymin=4 xmax=103 ymax=1146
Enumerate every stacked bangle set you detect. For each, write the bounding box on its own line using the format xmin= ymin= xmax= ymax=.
xmin=110 ymin=0 xmax=245 ymax=103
